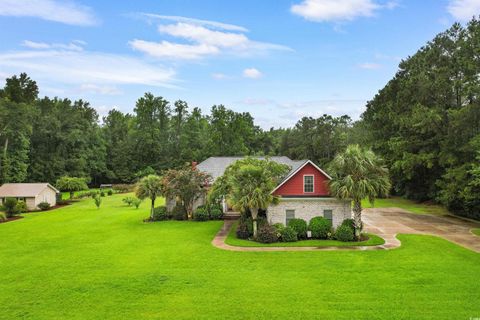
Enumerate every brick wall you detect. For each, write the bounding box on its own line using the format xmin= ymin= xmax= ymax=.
xmin=267 ymin=198 xmax=351 ymax=228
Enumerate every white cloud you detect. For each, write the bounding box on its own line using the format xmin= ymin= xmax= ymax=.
xmin=291 ymin=0 xmax=395 ymax=22
xmin=159 ymin=23 xmax=249 ymax=48
xmin=140 ymin=13 xmax=248 ymax=32
xmin=22 ymin=40 xmax=85 ymax=51
xmin=0 ymin=0 xmax=97 ymax=26
xmin=0 ymin=49 xmax=177 ymax=90
xmin=447 ymin=0 xmax=480 ymax=22
xmin=248 ymin=99 xmax=367 ymax=129
xmin=212 ymin=73 xmax=229 ymax=80
xmin=357 ymin=62 xmax=382 ymax=69
xmin=243 ymin=68 xmax=263 ymax=79
xmin=79 ymin=84 xmax=122 ymax=95
xmin=129 ymin=39 xmax=219 ymax=60
xmin=130 ymin=15 xmax=291 ymax=60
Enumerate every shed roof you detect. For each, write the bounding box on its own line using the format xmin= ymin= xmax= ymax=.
xmin=196 ymin=156 xmax=306 ymax=181
xmin=0 ymin=183 xmax=59 ymax=197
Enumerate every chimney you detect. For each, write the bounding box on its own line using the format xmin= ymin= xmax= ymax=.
xmin=191 ymin=161 xmax=197 ymax=170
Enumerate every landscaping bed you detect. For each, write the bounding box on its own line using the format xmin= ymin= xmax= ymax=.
xmin=0 ymin=215 xmax=23 ymax=224
xmin=226 ymin=221 xmax=385 ymax=247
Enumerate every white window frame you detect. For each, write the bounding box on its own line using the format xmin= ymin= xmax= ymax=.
xmin=303 ymin=175 xmax=314 ymax=193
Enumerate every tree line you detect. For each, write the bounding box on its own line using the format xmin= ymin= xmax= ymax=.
xmin=0 ymin=74 xmax=355 ymax=186
xmin=362 ymin=18 xmax=480 ymax=219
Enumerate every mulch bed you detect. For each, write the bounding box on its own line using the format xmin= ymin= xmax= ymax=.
xmin=0 ymin=216 xmax=24 ymax=224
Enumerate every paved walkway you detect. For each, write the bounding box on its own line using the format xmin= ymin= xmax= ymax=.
xmin=212 ymin=209 xmax=480 ymax=252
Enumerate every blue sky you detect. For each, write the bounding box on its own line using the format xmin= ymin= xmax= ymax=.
xmin=0 ymin=0 xmax=479 ymax=128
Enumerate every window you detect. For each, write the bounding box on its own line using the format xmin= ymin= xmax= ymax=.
xmin=286 ymin=210 xmax=295 ymax=226
xmin=323 ymin=209 xmax=333 ymax=225
xmin=304 ymin=175 xmax=314 ymax=193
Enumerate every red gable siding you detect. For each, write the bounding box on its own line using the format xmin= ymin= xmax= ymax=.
xmin=272 ymin=162 xmax=330 ymax=197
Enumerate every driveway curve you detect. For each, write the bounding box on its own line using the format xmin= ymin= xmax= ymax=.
xmin=363 ymin=208 xmax=480 ymax=252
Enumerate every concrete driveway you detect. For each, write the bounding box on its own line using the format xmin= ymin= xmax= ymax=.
xmin=363 ymin=208 xmax=480 ymax=252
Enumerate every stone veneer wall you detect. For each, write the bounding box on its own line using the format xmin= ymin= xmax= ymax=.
xmin=267 ymin=198 xmax=351 ymax=228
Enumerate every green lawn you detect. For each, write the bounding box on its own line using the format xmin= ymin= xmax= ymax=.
xmin=225 ymin=221 xmax=385 ymax=247
xmin=1 ymin=194 xmax=479 ymax=319
xmin=362 ymin=196 xmax=450 ymax=216
xmin=473 ymin=228 xmax=480 ymax=236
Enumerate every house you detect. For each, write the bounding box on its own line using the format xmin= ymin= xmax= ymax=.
xmin=0 ymin=183 xmax=60 ymax=211
xmin=186 ymin=156 xmax=351 ymax=228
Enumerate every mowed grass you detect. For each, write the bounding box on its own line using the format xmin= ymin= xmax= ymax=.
xmin=362 ymin=196 xmax=450 ymax=216
xmin=225 ymin=221 xmax=385 ymax=247
xmin=473 ymin=228 xmax=480 ymax=236
xmin=1 ymin=194 xmax=479 ymax=319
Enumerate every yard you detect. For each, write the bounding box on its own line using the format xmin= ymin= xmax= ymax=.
xmin=0 ymin=193 xmax=479 ymax=319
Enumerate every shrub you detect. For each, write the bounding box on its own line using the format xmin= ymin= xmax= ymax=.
xmin=152 ymin=206 xmax=169 ymax=221
xmin=236 ymin=221 xmax=250 ymax=239
xmin=107 ymin=189 xmax=113 ymax=196
xmin=272 ymin=223 xmax=285 ymax=232
xmin=341 ymin=218 xmax=359 ymax=231
xmin=241 ymin=216 xmax=254 ymax=236
xmin=288 ymin=218 xmax=308 ymax=239
xmin=132 ymin=198 xmax=142 ymax=209
xmin=257 ymin=216 xmax=268 ymax=229
xmin=255 ymin=224 xmax=279 ymax=243
xmin=37 ymin=202 xmax=51 ymax=211
xmin=4 ymin=198 xmax=19 ymax=217
xmin=57 ymin=200 xmax=69 ymax=206
xmin=93 ymin=195 xmax=102 ymax=209
xmin=207 ymin=203 xmax=223 ymax=213
xmin=308 ymin=217 xmax=332 ymax=239
xmin=280 ymin=226 xmax=298 ymax=242
xmin=100 ymin=191 xmax=105 ymax=197
xmin=0 ymin=211 xmax=7 ymax=222
xmin=194 ymin=207 xmax=209 ymax=221
xmin=16 ymin=201 xmax=28 ymax=213
xmin=335 ymin=224 xmax=355 ymax=242
xmin=122 ymin=197 xmax=134 ymax=206
xmin=172 ymin=205 xmax=187 ymax=221
xmin=209 ymin=208 xmax=223 ymax=220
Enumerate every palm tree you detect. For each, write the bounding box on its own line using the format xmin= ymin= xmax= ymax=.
xmin=135 ymin=174 xmax=164 ymax=221
xmin=328 ymin=145 xmax=391 ymax=239
xmin=229 ymin=164 xmax=278 ymax=238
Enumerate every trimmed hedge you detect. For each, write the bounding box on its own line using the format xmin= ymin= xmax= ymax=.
xmin=152 ymin=206 xmax=169 ymax=221
xmin=172 ymin=205 xmax=187 ymax=221
xmin=288 ymin=218 xmax=308 ymax=239
xmin=308 ymin=217 xmax=332 ymax=239
xmin=236 ymin=221 xmax=250 ymax=239
xmin=335 ymin=224 xmax=355 ymax=242
xmin=209 ymin=208 xmax=223 ymax=220
xmin=255 ymin=224 xmax=278 ymax=243
xmin=194 ymin=207 xmax=209 ymax=221
xmin=280 ymin=226 xmax=298 ymax=242
xmin=37 ymin=202 xmax=51 ymax=211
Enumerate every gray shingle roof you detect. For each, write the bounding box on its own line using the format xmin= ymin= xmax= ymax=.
xmin=0 ymin=183 xmax=59 ymax=197
xmin=196 ymin=156 xmax=306 ymax=181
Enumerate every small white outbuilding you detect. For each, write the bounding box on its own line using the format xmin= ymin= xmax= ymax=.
xmin=0 ymin=183 xmax=59 ymax=211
